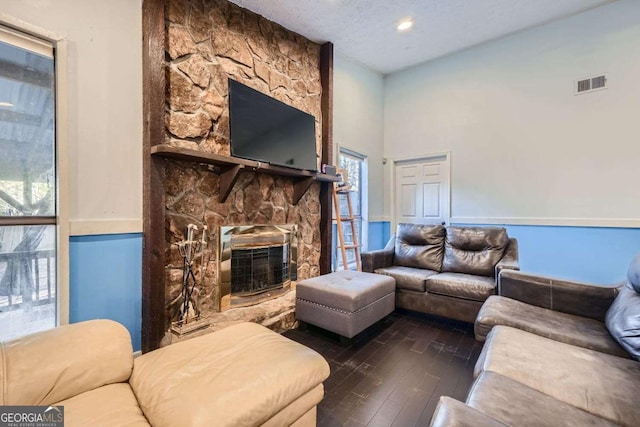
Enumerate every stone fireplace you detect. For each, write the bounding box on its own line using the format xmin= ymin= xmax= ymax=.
xmin=164 ymin=165 xmax=321 ymax=339
xmin=151 ymin=0 xmax=329 ymax=347
xmin=218 ymin=225 xmax=298 ymax=310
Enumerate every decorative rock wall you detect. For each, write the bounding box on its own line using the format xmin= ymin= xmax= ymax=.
xmin=165 ymin=0 xmax=322 ymax=153
xmin=162 ymin=0 xmax=323 ymax=331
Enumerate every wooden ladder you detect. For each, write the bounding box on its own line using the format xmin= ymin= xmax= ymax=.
xmin=333 ymin=168 xmax=362 ymax=271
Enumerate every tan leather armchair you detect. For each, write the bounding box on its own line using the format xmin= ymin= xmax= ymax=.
xmin=0 ymin=320 xmax=330 ymax=427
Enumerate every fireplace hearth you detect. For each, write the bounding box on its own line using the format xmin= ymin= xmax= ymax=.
xmin=219 ymin=225 xmax=298 ymax=310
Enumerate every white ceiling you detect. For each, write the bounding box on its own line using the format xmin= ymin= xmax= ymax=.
xmin=228 ymin=0 xmax=616 ymax=75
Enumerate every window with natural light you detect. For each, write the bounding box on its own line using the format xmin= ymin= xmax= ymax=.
xmin=0 ymin=25 xmax=57 ymax=341
xmin=333 ymin=149 xmax=367 ymax=271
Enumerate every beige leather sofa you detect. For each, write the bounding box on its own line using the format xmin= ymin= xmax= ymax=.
xmin=0 ymin=320 xmax=330 ymax=427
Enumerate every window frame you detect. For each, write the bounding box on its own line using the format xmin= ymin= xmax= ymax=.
xmin=332 ymin=146 xmax=368 ymax=271
xmin=0 ymin=15 xmax=69 ymax=327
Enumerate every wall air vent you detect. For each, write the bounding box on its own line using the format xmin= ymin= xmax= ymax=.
xmin=591 ymin=75 xmax=606 ymax=89
xmin=575 ymin=74 xmax=608 ymax=95
xmin=577 ymin=78 xmax=591 ymax=93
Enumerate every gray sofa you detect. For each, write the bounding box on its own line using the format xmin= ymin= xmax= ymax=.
xmin=430 ymin=254 xmax=640 ymax=426
xmin=361 ymin=224 xmax=519 ymax=323
xmin=476 ymin=269 xmax=628 ymax=357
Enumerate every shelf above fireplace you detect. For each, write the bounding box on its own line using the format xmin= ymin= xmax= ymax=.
xmin=151 ymin=145 xmax=340 ymax=204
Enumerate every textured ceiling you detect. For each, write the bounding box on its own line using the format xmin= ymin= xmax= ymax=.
xmin=228 ymin=0 xmax=616 ymax=74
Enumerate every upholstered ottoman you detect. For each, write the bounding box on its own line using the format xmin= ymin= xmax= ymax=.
xmin=296 ymin=270 xmax=396 ymax=338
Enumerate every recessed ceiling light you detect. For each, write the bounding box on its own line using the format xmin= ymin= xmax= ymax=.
xmin=0 ymin=102 xmax=13 ymax=107
xmin=397 ymin=18 xmax=414 ymax=32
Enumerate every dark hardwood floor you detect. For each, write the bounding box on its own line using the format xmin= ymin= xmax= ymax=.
xmin=283 ymin=310 xmax=483 ymax=427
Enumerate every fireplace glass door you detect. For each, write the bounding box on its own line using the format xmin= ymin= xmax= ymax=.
xmin=231 ymin=244 xmax=289 ymax=295
xmin=219 ymin=225 xmax=297 ymax=309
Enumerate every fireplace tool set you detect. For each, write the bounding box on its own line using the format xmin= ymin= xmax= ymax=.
xmin=171 ymin=224 xmax=212 ymax=335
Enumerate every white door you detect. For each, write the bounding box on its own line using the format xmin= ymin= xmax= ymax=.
xmin=394 ymin=154 xmax=450 ymax=227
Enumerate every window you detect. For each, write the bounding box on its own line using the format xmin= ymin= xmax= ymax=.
xmin=333 ymin=148 xmax=368 ymax=271
xmin=0 ymin=26 xmax=57 ymax=341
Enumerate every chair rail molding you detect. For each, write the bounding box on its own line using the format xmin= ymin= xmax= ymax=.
xmin=450 ymin=216 xmax=640 ymax=228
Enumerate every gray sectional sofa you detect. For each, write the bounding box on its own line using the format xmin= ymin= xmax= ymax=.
xmin=361 ymin=224 xmax=519 ymax=323
xmin=476 ymin=269 xmax=628 ymax=356
xmin=430 ymin=254 xmax=640 ymax=426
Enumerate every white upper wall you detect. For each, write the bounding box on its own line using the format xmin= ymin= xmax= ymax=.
xmin=384 ymin=0 xmax=640 ymax=227
xmin=1 ymin=0 xmax=143 ymax=234
xmin=334 ymin=53 xmax=385 ymax=220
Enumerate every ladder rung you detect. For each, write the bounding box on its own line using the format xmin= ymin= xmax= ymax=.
xmin=339 ymin=217 xmax=356 ymax=221
xmin=343 ymin=244 xmax=362 ymax=249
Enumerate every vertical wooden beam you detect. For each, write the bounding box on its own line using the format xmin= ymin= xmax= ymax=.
xmin=142 ymin=0 xmax=166 ymax=352
xmin=319 ymin=42 xmax=334 ymax=275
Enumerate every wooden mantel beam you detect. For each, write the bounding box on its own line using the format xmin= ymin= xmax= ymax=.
xmin=319 ymin=42 xmax=334 ymax=275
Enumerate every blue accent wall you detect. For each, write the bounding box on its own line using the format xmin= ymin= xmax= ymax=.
xmin=64 ymin=224 xmax=638 ymax=350
xmin=69 ymin=233 xmax=142 ymax=351
xmin=367 ymin=222 xmax=639 ymax=284
xmin=368 ymin=221 xmax=391 ymax=250
xmin=497 ymin=225 xmax=640 ymax=285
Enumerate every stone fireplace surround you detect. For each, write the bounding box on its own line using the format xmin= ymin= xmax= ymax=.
xmin=219 ymin=224 xmax=298 ymax=310
xmin=142 ymin=0 xmax=334 ymax=350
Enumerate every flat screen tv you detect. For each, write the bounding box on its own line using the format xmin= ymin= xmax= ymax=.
xmin=228 ymin=78 xmax=318 ymax=171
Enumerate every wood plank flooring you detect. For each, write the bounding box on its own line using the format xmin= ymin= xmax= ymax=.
xmin=283 ymin=310 xmax=483 ymax=427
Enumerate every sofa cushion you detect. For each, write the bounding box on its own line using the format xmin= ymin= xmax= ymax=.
xmin=55 ymin=383 xmax=150 ymax=427
xmin=130 ymin=322 xmax=330 ymax=427
xmin=605 ymin=283 xmax=640 ymax=361
xmin=394 ymin=223 xmax=445 ymax=271
xmin=375 ymin=265 xmax=437 ymax=292
xmin=475 ymin=326 xmax=640 ymax=426
xmin=476 ymin=295 xmax=629 ymax=357
xmin=426 ymin=272 xmax=495 ymax=301
xmin=442 ymin=227 xmax=508 ymax=277
xmin=430 ymin=396 xmax=507 ymax=427
xmin=467 ymin=372 xmax=616 ymax=427
xmin=0 ymin=319 xmax=133 ymax=406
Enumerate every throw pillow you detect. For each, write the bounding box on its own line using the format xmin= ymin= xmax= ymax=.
xmin=627 ymin=253 xmax=640 ymax=292
xmin=605 ymin=283 xmax=640 ymax=361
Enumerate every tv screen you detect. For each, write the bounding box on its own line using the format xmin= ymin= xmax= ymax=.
xmin=228 ymin=78 xmax=318 ymax=171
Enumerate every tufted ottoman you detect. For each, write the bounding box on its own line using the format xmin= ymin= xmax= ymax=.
xmin=296 ymin=270 xmax=396 ymax=339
